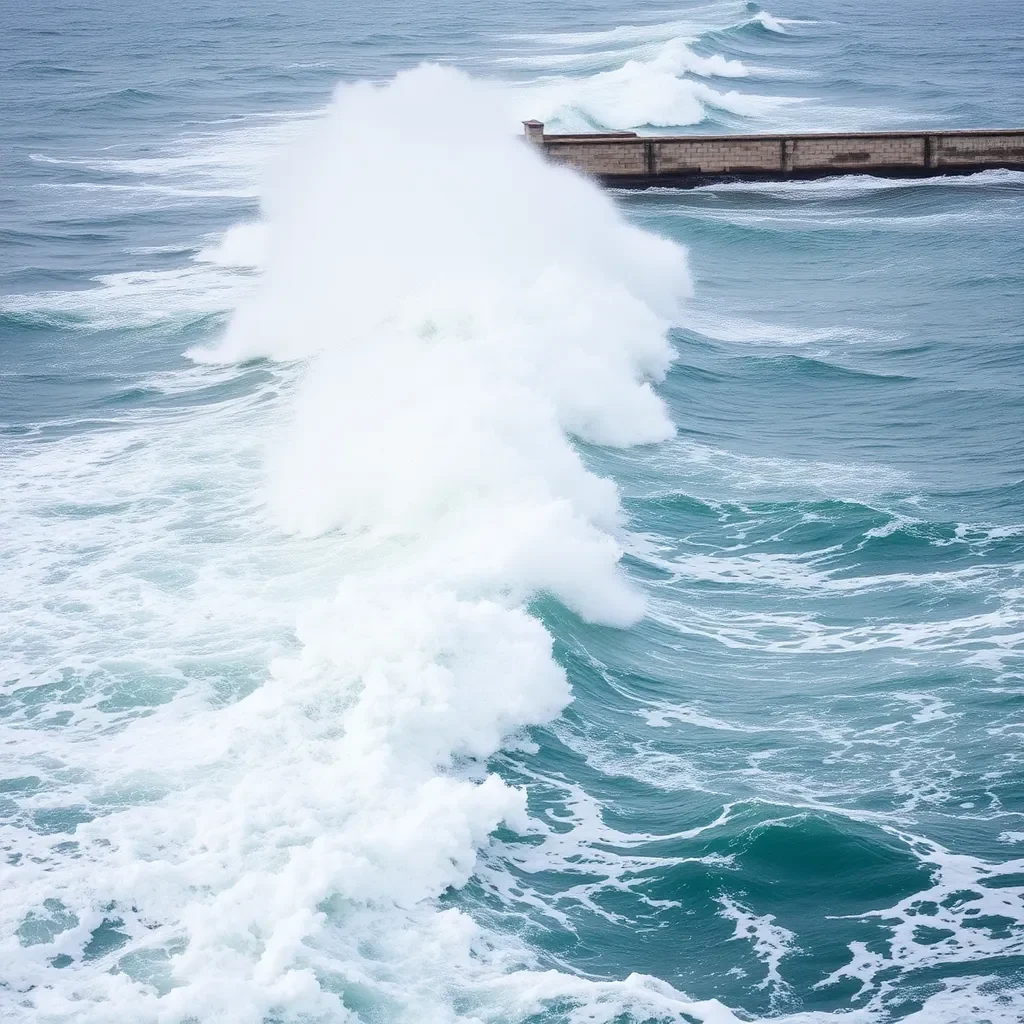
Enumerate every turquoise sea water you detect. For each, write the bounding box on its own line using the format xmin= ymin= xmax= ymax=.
xmin=2 ymin=2 xmax=1023 ymax=1021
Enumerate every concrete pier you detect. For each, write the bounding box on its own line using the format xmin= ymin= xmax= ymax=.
xmin=522 ymin=122 xmax=1024 ymax=187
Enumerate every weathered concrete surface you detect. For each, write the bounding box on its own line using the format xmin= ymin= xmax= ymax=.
xmin=523 ymin=123 xmax=1024 ymax=187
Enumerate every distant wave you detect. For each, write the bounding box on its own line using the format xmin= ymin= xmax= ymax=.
xmin=515 ymin=33 xmax=802 ymax=132
xmin=500 ymin=3 xmax=811 ymax=131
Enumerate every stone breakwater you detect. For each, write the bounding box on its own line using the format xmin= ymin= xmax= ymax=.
xmin=522 ymin=121 xmax=1024 ymax=187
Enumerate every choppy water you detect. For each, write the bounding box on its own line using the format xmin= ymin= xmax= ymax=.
xmin=2 ymin=1 xmax=1023 ymax=1021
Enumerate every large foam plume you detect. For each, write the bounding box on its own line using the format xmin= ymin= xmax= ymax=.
xmin=6 ymin=66 xmax=697 ymax=1022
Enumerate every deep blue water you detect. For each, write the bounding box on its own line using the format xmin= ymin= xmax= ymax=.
xmin=1 ymin=2 xmax=1023 ymax=1022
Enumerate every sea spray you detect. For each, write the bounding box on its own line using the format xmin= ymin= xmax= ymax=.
xmin=1 ymin=66 xmax=695 ymax=1022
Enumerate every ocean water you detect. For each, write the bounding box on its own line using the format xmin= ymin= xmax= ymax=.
xmin=2 ymin=0 xmax=1023 ymax=1021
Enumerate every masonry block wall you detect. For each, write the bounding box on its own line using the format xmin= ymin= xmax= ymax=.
xmin=654 ymin=138 xmax=782 ymax=174
xmin=934 ymin=133 xmax=1024 ymax=167
xmin=532 ymin=125 xmax=1024 ymax=183
xmin=788 ymin=135 xmax=926 ymax=170
xmin=543 ymin=141 xmax=648 ymax=175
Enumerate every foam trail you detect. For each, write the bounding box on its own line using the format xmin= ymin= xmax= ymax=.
xmin=0 ymin=66 xmax=701 ymax=1022
xmin=499 ymin=38 xmax=749 ymax=78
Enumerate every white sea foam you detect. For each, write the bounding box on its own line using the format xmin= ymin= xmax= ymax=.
xmin=817 ymin=830 xmax=1024 ymax=1002
xmin=629 ymin=436 xmax=915 ymax=503
xmin=678 ymin=308 xmax=899 ymax=346
xmin=196 ymin=220 xmax=269 ymax=269
xmin=512 ymin=15 xmax=722 ymax=48
xmin=634 ymin=546 xmax=1006 ymax=597
xmin=28 ymin=111 xmax=317 ymax=190
xmin=688 ymin=168 xmax=1024 ymax=199
xmin=1 ymin=224 xmax=265 ymax=333
xmin=718 ymin=896 xmax=799 ymax=996
xmin=511 ymin=4 xmax=796 ymax=48
xmin=649 ymin=595 xmax=1024 ymax=658
xmin=0 ymin=262 xmax=255 ymax=331
xmin=666 ymin=206 xmax=1009 ymax=233
xmin=494 ymin=41 xmax=750 ymax=79
xmin=0 ymin=66 xmax=701 ymax=1023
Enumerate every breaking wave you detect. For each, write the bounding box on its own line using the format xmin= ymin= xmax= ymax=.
xmin=0 ymin=66 xmax=703 ymax=1023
